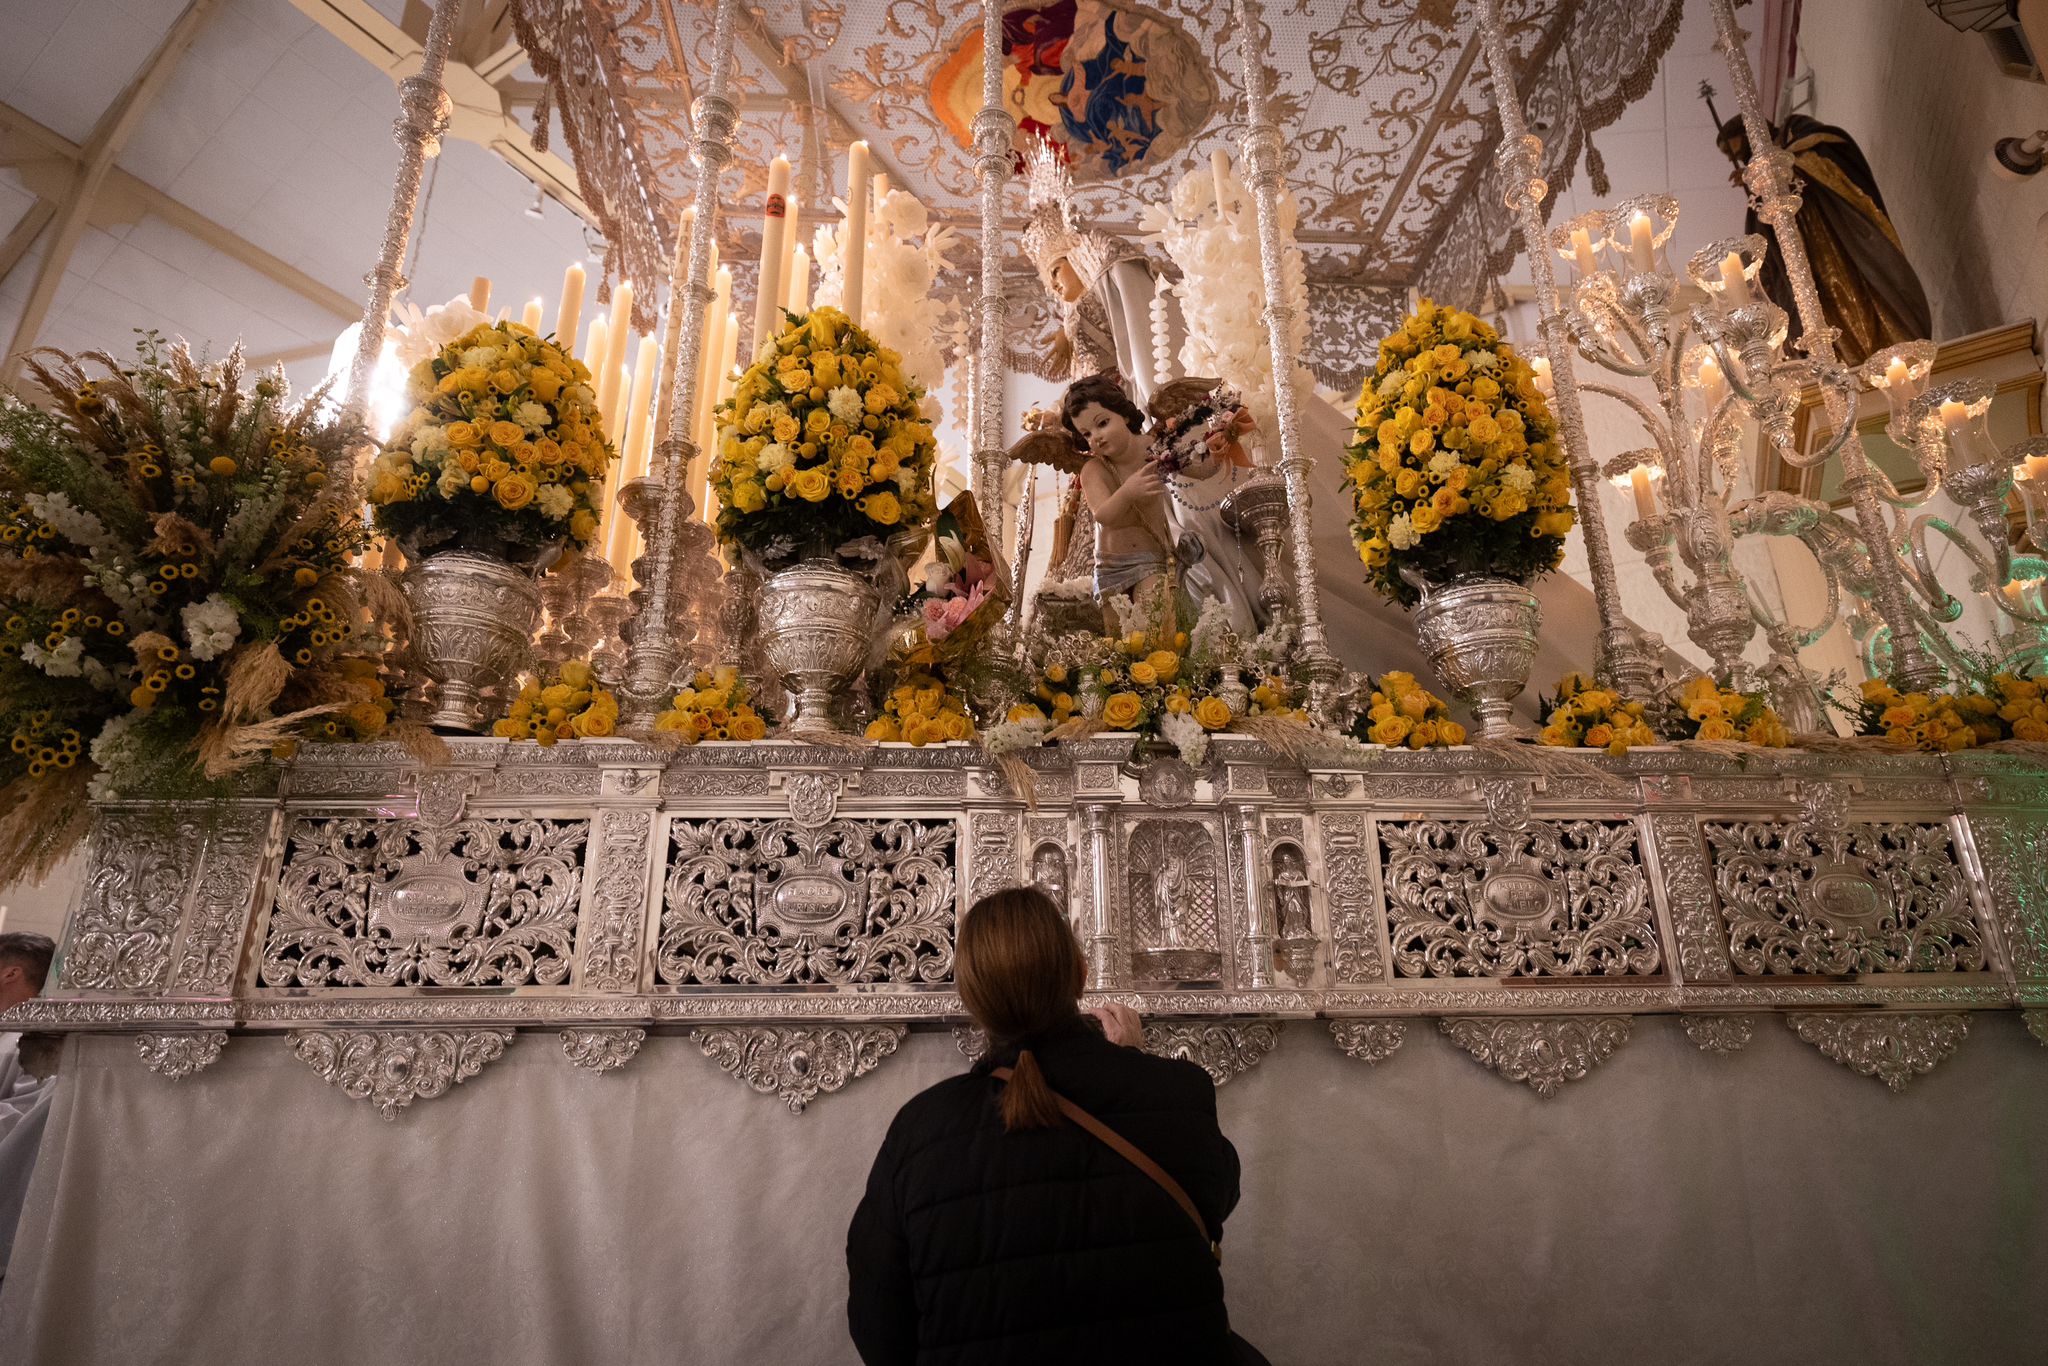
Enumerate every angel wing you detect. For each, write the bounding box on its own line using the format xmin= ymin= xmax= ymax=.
xmin=1147 ymin=376 xmax=1223 ymax=427
xmin=1006 ymin=426 xmax=1087 ymax=474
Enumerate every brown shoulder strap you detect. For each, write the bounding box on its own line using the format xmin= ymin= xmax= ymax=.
xmin=992 ymin=1065 xmax=1219 ymax=1261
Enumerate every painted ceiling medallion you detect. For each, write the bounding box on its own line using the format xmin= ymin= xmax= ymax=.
xmin=930 ymin=0 xmax=1215 ymax=180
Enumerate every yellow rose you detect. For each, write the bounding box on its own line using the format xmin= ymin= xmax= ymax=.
xmin=772 ymin=414 xmax=800 ymax=444
xmin=1410 ymin=504 xmax=1441 ymax=535
xmin=572 ymin=708 xmax=615 ymax=738
xmin=1101 ymin=691 xmax=1145 ymax=730
xmin=733 ymin=712 xmax=767 ymax=741
xmin=1007 ymin=703 xmax=1047 ymax=723
xmin=490 ymin=368 xmax=522 ymax=394
xmin=790 ymin=467 xmax=831 ymax=502
xmin=570 ymin=509 xmax=597 ymax=542
xmin=942 ymin=712 xmax=973 ymax=741
xmin=488 ymin=420 xmax=525 ymax=448
xmin=1369 ymin=716 xmax=1408 ymax=746
xmin=731 ymin=481 xmax=767 ymax=513
xmin=1146 ymin=650 xmax=1179 ymax=681
xmin=1440 ymin=720 xmax=1467 ymax=746
xmin=529 ymin=370 xmax=562 ymax=402
xmin=1195 ymin=696 xmax=1234 ymax=731
xmin=493 ymin=473 xmax=536 ymax=510
xmin=445 ymin=421 xmax=480 ymax=447
xmin=1129 ymin=661 xmax=1158 ymax=687
xmin=805 ymin=408 xmax=832 ymax=438
xmin=861 ymin=491 xmax=902 ymax=525
xmin=1698 ymin=717 xmax=1737 ymax=742
xmin=1584 ymin=723 xmax=1614 ymax=749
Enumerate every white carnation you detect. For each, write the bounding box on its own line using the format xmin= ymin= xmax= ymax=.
xmin=827 ymin=386 xmax=864 ymax=426
xmin=535 ymin=484 xmax=573 ymax=520
xmin=757 ymin=443 xmax=793 ymax=476
xmin=181 ymin=593 xmax=241 ymax=662
xmin=514 ymin=401 xmax=551 ymax=432
xmin=1427 ymin=452 xmax=1460 ymax=478
xmin=459 ymin=345 xmax=501 ymax=369
xmin=1500 ymin=463 xmax=1536 ymax=493
xmin=891 ymin=465 xmax=919 ymax=493
xmin=412 ymin=424 xmax=452 ymax=458
xmin=1386 ymin=512 xmax=1417 ymax=551
xmin=437 ymin=466 xmax=469 ymax=499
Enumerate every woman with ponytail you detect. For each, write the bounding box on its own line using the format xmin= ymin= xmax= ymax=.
xmin=847 ymin=886 xmax=1244 ymax=1365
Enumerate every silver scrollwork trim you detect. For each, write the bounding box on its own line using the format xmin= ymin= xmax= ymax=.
xmin=134 ymin=1031 xmax=227 ymax=1080
xmin=690 ymin=1024 xmax=906 ymax=1113
xmin=1143 ymin=1020 xmax=1281 ymax=1087
xmin=1679 ymin=1014 xmax=1756 ymax=1054
xmin=560 ymin=1026 xmax=646 ymax=1075
xmin=1438 ymin=1015 xmax=1632 ymax=1097
xmin=288 ymin=1027 xmax=512 ymax=1119
xmin=1328 ymin=1018 xmax=1405 ymax=1065
xmin=1785 ymin=1012 xmax=1970 ymax=1092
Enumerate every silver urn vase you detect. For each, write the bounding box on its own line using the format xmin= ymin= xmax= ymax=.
xmin=1411 ymin=574 xmax=1541 ymax=740
xmin=403 ymin=551 xmax=545 ymax=732
xmin=757 ymin=560 xmax=881 ymax=732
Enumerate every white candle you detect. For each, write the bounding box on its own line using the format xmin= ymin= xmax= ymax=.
xmin=556 ymin=261 xmax=587 ymax=353
xmin=469 ymin=276 xmax=492 ymax=312
xmin=1883 ymin=356 xmax=1910 ymax=390
xmin=752 ymin=155 xmax=792 ymax=358
xmin=780 ymin=194 xmax=800 ymax=314
xmin=520 ymin=298 xmax=543 ymax=333
xmin=1629 ymin=466 xmax=1659 ymax=518
xmin=1717 ymin=252 xmax=1750 ymax=305
xmin=579 ymin=316 xmax=610 ymax=420
xmin=2019 ymin=454 xmax=2048 ymax=482
xmin=1211 ymin=148 xmax=1231 ymax=218
xmin=786 ymin=244 xmax=811 ymax=316
xmin=1696 ymin=356 xmax=1727 ymax=412
xmin=692 ymin=265 xmax=733 ymax=444
xmin=1569 ymin=227 xmax=1597 ymax=278
xmin=843 ymin=140 xmax=870 ymax=326
xmin=598 ymin=279 xmax=634 ymax=423
xmin=1530 ymin=356 xmax=1553 ymax=395
xmin=1627 ymin=211 xmax=1656 ymax=273
xmin=619 ymin=333 xmax=659 ymax=482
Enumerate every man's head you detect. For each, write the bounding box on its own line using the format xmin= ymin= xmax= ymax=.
xmin=0 ymin=933 xmax=55 ymax=1012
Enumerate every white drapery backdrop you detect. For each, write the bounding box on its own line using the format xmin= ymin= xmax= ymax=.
xmin=3 ymin=1018 xmax=2045 ymax=1364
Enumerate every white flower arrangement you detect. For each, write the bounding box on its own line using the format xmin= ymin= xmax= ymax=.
xmin=390 ymin=297 xmax=494 ymax=367
xmin=812 ymin=186 xmax=965 ymax=418
xmin=1158 ymin=708 xmax=1209 ymax=767
xmin=181 ymin=593 xmax=242 ymax=661
xmin=1139 ymin=161 xmax=1316 ymax=442
xmin=980 ymin=715 xmax=1052 ymax=756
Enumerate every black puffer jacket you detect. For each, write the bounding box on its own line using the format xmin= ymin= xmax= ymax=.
xmin=846 ymin=1016 xmax=1241 ymax=1366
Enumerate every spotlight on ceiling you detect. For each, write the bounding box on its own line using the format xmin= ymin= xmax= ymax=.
xmin=1992 ymin=129 xmax=2046 ymax=179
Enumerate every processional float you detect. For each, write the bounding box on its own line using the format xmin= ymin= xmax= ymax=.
xmin=8 ymin=0 xmax=2047 ymax=1115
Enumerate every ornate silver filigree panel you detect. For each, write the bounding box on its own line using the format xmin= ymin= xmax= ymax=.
xmin=1649 ymin=814 xmax=1730 ymax=983
xmin=691 ymin=1024 xmax=905 ymax=1113
xmin=262 ymin=817 xmax=586 ymax=988
xmin=1126 ymin=820 xmax=1223 ymax=982
xmin=1329 ymin=1019 xmax=1405 ymax=1065
xmin=60 ymin=810 xmax=202 ymax=993
xmin=560 ymin=1026 xmax=646 ymax=1074
xmin=1144 ymin=1021 xmax=1280 ymax=1087
xmin=1679 ymin=1014 xmax=1756 ymax=1054
xmin=1319 ymin=812 xmax=1383 ymax=983
xmin=1381 ymin=819 xmax=1659 ymax=978
xmin=173 ymin=810 xmax=271 ymax=994
xmin=969 ymin=811 xmax=1019 ymax=905
xmin=1967 ymin=814 xmax=2048 ymax=979
xmin=1704 ymin=822 xmax=1986 ymax=976
xmin=581 ymin=809 xmax=653 ymax=992
xmin=1786 ymin=1012 xmax=1969 ymax=1092
xmin=289 ymin=1028 xmax=512 ymax=1119
xmin=135 ymin=1031 xmax=227 ymax=1080
xmin=953 ymin=1025 xmax=988 ymax=1064
xmin=1438 ymin=1016 xmax=1632 ymax=1097
xmin=659 ymin=817 xmax=956 ymax=985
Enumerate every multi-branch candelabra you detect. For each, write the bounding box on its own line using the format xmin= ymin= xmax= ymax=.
xmin=1550 ymin=191 xmax=2048 ymax=710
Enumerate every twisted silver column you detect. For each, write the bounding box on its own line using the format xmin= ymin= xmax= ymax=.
xmin=1225 ymin=0 xmax=1340 ymax=711
xmin=1471 ymin=0 xmax=1654 ymax=697
xmin=1705 ymin=0 xmax=1941 ymax=690
xmin=344 ymin=0 xmax=461 ymax=452
xmin=970 ymin=0 xmax=1014 ymax=558
xmin=618 ymin=0 xmax=742 ymax=731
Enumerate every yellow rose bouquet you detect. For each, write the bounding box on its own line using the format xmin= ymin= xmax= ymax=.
xmin=710 ymin=306 xmax=938 ymax=562
xmin=1855 ymin=675 xmax=2025 ymax=752
xmin=493 ymin=660 xmax=618 ymax=745
xmin=1345 ymin=301 xmax=1575 ymax=607
xmin=1348 ymin=672 xmax=1468 ymax=749
xmin=1537 ymin=674 xmax=1659 ymax=756
xmin=653 ymin=667 xmax=772 ymax=744
xmin=369 ymin=321 xmax=609 ymax=561
xmin=866 ymin=671 xmax=976 ymax=746
xmin=1673 ymin=675 xmax=1790 ymax=747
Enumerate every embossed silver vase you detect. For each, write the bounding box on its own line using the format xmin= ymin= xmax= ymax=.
xmin=1411 ymin=574 xmax=1541 ymax=740
xmin=403 ymin=551 xmax=545 ymax=732
xmin=757 ymin=560 xmax=881 ymax=732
